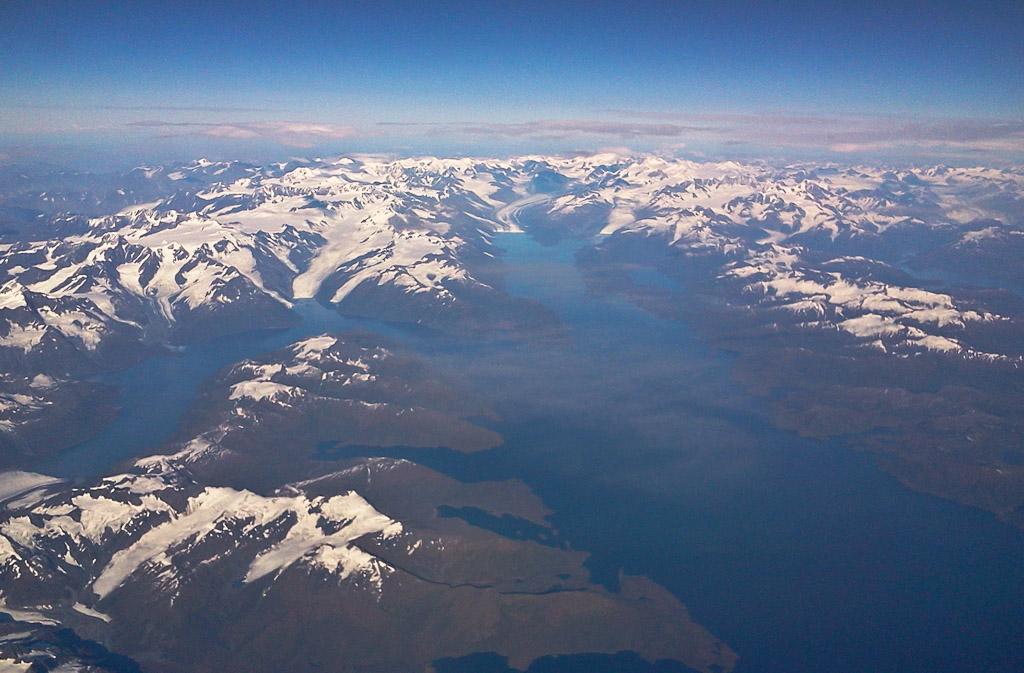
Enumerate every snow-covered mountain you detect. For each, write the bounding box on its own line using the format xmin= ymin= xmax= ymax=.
xmin=3 ymin=153 xmax=1023 ymax=471
xmin=554 ymin=157 xmax=1024 ymax=528
xmin=715 ymin=244 xmax=1019 ymax=360
xmin=0 ymin=157 xmax=572 ymax=376
xmin=1 ymin=153 xmax=1024 ymax=670
xmin=528 ymin=156 xmax=1024 ymax=359
xmin=0 ymin=156 xmax=566 ymax=464
xmin=0 ymin=333 xmax=736 ymax=673
xmin=0 ymin=373 xmax=117 ymax=469
xmin=4 ymin=154 xmax=1022 ymax=370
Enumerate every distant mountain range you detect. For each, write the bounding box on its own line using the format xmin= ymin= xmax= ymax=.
xmin=1 ymin=153 xmax=1023 ymax=671
xmin=3 ymin=155 xmax=1021 ymax=374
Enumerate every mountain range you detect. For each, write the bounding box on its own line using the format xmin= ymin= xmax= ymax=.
xmin=1 ymin=153 xmax=1023 ymax=671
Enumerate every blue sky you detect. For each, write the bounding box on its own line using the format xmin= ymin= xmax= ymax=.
xmin=1 ymin=0 xmax=1022 ymax=164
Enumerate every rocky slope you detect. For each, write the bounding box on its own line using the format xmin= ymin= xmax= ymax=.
xmin=547 ymin=156 xmax=1024 ymax=527
xmin=0 ymin=333 xmax=736 ymax=673
xmin=0 ymin=157 xmax=569 ymax=465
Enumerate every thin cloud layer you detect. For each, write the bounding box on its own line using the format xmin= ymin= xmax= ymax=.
xmin=824 ymin=120 xmax=1024 ymax=154
xmin=604 ymin=111 xmax=1024 ymax=156
xmin=100 ymin=105 xmax=271 ymax=113
xmin=455 ymin=120 xmax=716 ymax=138
xmin=372 ymin=114 xmax=1024 ymax=157
xmin=116 ymin=114 xmax=1024 ymax=158
xmin=129 ymin=120 xmax=360 ymax=147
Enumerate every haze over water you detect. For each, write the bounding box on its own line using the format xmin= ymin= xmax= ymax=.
xmin=47 ymin=232 xmax=1024 ymax=673
xmin=3 ymin=2 xmax=1023 ymax=670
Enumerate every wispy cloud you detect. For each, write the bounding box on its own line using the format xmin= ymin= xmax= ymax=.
xmin=116 ymin=113 xmax=1024 ymax=158
xmin=100 ymin=105 xmax=273 ymax=113
xmin=128 ymin=120 xmax=360 ymax=147
xmin=126 ymin=117 xmax=713 ymax=148
xmin=455 ymin=119 xmax=716 ymax=138
xmin=605 ymin=110 xmax=1024 ymax=156
xmin=369 ymin=114 xmax=1024 ymax=158
xmin=373 ymin=119 xmax=716 ymax=139
xmin=9 ymin=103 xmax=272 ymax=113
xmin=823 ymin=120 xmax=1024 ymax=154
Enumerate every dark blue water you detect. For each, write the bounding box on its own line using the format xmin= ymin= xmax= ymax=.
xmin=33 ymin=233 xmax=1024 ymax=673
xmin=36 ymin=300 xmax=412 ymax=478
xmin=426 ymin=235 xmax=1024 ymax=673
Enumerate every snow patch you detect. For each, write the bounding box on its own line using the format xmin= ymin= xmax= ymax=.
xmin=0 ymin=472 xmax=63 ymax=508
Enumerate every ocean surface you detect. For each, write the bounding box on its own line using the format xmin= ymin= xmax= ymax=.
xmin=34 ymin=233 xmax=1024 ymax=673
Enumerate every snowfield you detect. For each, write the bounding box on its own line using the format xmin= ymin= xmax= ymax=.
xmin=3 ymin=155 xmax=1022 ymax=365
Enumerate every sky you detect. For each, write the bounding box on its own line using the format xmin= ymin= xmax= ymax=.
xmin=1 ymin=0 xmax=1022 ymax=165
